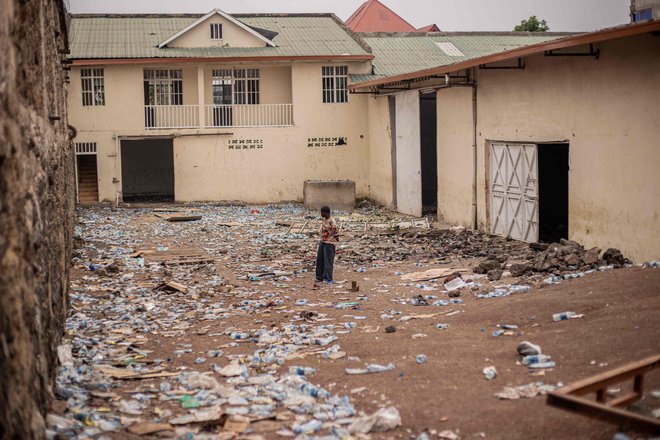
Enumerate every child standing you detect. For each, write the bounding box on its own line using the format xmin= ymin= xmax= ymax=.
xmin=316 ymin=206 xmax=339 ymax=284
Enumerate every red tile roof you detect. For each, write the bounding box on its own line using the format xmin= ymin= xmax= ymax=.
xmin=346 ymin=0 xmax=417 ymax=32
xmin=418 ymin=24 xmax=441 ymax=32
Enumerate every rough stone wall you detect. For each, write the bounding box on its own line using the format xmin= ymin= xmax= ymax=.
xmin=0 ymin=0 xmax=74 ymax=438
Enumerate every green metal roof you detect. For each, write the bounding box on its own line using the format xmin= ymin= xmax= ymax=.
xmin=68 ymin=14 xmax=371 ymax=59
xmin=352 ymin=33 xmax=569 ymax=83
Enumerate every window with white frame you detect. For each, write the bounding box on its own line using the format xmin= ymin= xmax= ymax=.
xmin=210 ymin=23 xmax=223 ymax=40
xmin=322 ymin=66 xmax=348 ymax=104
xmin=211 ymin=69 xmax=260 ymax=105
xmin=81 ymin=68 xmax=105 ymax=106
xmin=143 ymin=69 xmax=183 ymax=105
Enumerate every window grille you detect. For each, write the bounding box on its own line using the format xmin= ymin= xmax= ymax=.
xmin=81 ymin=68 xmax=105 ymax=106
xmin=75 ymin=142 xmax=97 ymax=155
xmin=210 ymin=23 xmax=223 ymax=39
xmin=322 ymin=66 xmax=348 ymax=104
xmin=143 ymin=69 xmax=183 ymax=105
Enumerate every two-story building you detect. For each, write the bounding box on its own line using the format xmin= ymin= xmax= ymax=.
xmin=68 ymin=10 xmax=375 ymax=204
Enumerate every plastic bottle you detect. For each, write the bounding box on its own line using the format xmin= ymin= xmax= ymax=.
xmin=552 ymin=311 xmax=577 ymax=322
xmin=230 ymin=332 xmax=250 ymax=340
xmin=416 ymin=354 xmax=427 ymax=364
xmin=522 ymin=354 xmax=553 ymax=365
xmin=436 ymin=323 xmax=449 ymax=330
xmin=288 ymin=366 xmax=316 ymax=376
xmin=294 ymin=419 xmax=323 ymax=434
xmin=299 ymin=383 xmax=330 ymax=399
xmin=492 ymin=330 xmax=504 ymax=337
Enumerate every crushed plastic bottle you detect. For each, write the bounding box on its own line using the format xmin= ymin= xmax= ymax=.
xmin=289 ymin=366 xmax=317 ymax=376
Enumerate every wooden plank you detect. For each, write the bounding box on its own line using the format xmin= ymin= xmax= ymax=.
xmin=547 ymin=392 xmax=660 ymax=433
xmin=608 ymin=392 xmax=642 ymax=408
xmin=554 ymin=355 xmax=660 ymax=396
xmin=165 ymin=215 xmax=202 ymax=222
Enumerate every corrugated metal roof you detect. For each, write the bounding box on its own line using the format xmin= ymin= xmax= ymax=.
xmin=68 ymin=14 xmax=371 ymax=59
xmin=355 ymin=33 xmax=565 ymax=81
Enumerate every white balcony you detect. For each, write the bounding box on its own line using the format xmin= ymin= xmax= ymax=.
xmin=144 ymin=104 xmax=294 ymax=130
xmin=204 ymin=104 xmax=294 ymax=128
xmin=144 ymin=105 xmax=199 ymax=129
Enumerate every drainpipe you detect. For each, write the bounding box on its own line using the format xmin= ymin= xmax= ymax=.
xmin=471 ymin=72 xmax=478 ymax=231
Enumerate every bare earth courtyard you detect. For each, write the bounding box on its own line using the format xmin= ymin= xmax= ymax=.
xmin=50 ymin=203 xmax=660 ymax=440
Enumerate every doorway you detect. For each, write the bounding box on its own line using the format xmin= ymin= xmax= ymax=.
xmin=420 ymin=93 xmax=437 ymax=214
xmin=538 ymin=143 xmax=569 ymax=242
xmin=121 ymin=139 xmax=175 ymax=202
xmin=489 ymin=142 xmax=569 ymax=243
xmin=76 ymin=154 xmax=98 ymax=204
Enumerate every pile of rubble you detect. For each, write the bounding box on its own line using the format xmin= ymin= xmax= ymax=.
xmin=473 ymin=239 xmax=632 ymax=280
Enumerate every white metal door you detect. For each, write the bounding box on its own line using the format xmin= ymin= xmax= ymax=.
xmin=395 ymin=90 xmax=422 ymax=217
xmin=489 ymin=143 xmax=538 ymax=242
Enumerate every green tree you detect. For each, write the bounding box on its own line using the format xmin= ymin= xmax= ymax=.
xmin=513 ymin=15 xmax=550 ymax=32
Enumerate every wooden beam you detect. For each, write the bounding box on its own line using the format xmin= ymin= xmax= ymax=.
xmin=71 ymin=54 xmax=374 ymax=66
xmin=554 ymin=354 xmax=660 ymax=396
xmin=547 ymin=393 xmax=660 ymax=433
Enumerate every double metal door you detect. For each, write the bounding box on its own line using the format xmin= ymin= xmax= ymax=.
xmin=489 ymin=143 xmax=539 ymax=242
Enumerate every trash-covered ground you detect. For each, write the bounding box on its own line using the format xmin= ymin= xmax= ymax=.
xmin=49 ymin=203 xmax=660 ymax=439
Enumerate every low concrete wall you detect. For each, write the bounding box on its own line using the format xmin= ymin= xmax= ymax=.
xmin=304 ymin=180 xmax=356 ymax=211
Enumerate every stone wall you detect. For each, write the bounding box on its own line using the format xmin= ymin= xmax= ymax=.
xmin=0 ymin=0 xmax=74 ymax=438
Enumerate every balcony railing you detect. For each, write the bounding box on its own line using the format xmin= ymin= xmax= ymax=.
xmin=144 ymin=104 xmax=294 ymax=129
xmin=204 ymin=104 xmax=294 ymax=128
xmin=144 ymin=105 xmax=199 ymax=129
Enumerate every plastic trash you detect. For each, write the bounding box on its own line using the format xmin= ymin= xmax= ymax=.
xmin=416 ymin=354 xmax=427 ymax=364
xmin=483 ymin=366 xmax=498 ymax=380
xmin=553 ymin=311 xmax=584 ymax=321
xmin=293 ymin=419 xmax=323 ymax=434
xmin=517 ymin=341 xmax=542 ymax=356
xmin=345 ymin=363 xmax=396 ymax=375
xmin=529 ymin=361 xmax=556 ymax=369
xmin=230 ymin=332 xmax=251 ymax=340
xmin=436 ymin=323 xmax=449 ymax=330
xmin=522 ymin=354 xmax=553 ymax=365
xmin=288 ymin=366 xmax=316 ymax=376
xmin=348 ymin=406 xmax=401 ymax=434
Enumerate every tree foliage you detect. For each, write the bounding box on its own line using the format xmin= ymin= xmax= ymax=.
xmin=513 ymin=15 xmax=550 ymax=32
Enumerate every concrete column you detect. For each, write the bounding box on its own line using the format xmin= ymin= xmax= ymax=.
xmin=197 ymin=65 xmax=205 ymax=128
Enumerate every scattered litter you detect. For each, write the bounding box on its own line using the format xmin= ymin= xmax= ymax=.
xmin=348 ymin=406 xmax=401 ymax=433
xmin=517 ymin=341 xmax=542 ymax=356
xmin=346 ymin=363 xmax=396 ymax=375
xmin=494 ymin=382 xmax=559 ymax=400
xmin=483 ymin=366 xmax=498 ymax=380
xmin=552 ymin=311 xmax=584 ymax=322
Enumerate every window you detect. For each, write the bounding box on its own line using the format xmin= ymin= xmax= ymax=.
xmin=632 ymin=8 xmax=653 ymax=22
xmin=322 ymin=66 xmax=348 ymax=104
xmin=143 ymin=69 xmax=183 ymax=105
xmin=211 ymin=69 xmax=260 ymax=105
xmin=210 ymin=23 xmax=223 ymax=40
xmin=81 ymin=68 xmax=105 ymax=106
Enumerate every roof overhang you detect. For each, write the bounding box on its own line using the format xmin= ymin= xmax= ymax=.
xmin=158 ymin=9 xmax=277 ymax=48
xmin=70 ymin=54 xmax=375 ymax=66
xmin=350 ymin=20 xmax=660 ymax=90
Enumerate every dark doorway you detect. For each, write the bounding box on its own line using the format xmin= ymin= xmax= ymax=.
xmin=121 ymin=138 xmax=175 ymax=202
xmin=420 ymin=93 xmax=437 ymax=213
xmin=538 ymin=143 xmax=569 ymax=243
xmin=76 ymin=155 xmax=98 ymax=204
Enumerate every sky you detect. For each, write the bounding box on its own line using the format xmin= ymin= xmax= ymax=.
xmin=67 ymin=0 xmax=631 ymax=32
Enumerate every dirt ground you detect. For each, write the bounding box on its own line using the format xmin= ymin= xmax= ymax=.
xmin=54 ymin=203 xmax=660 ymax=440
